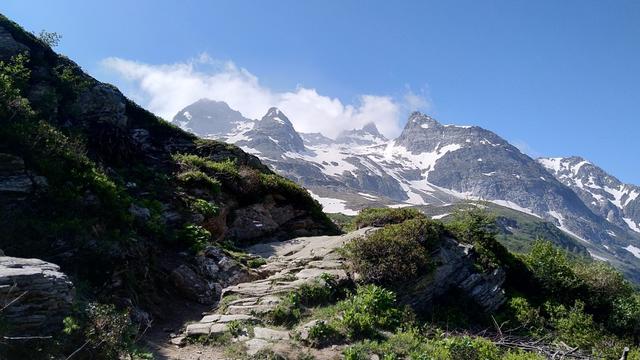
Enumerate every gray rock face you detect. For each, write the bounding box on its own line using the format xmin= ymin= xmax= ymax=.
xmin=398 ymin=238 xmax=506 ymax=312
xmin=74 ymin=83 xmax=128 ymax=129
xmin=539 ymin=156 xmax=640 ymax=235
xmin=0 ymin=257 xmax=74 ymax=336
xmin=336 ymin=122 xmax=387 ymax=146
xmin=0 ymin=153 xmax=46 ymax=195
xmin=236 ymin=107 xmax=306 ymax=157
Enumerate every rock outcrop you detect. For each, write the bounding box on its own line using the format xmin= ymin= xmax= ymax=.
xmin=0 ymin=257 xmax=74 ymax=336
xmin=398 ymin=237 xmax=506 ymax=312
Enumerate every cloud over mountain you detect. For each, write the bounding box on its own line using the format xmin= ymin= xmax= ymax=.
xmin=102 ymin=54 xmax=427 ymax=138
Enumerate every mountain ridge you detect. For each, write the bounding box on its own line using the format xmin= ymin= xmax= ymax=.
xmin=172 ymin=99 xmax=640 ymax=281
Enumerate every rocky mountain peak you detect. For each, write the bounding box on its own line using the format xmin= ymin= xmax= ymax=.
xmin=538 ymin=156 xmax=640 ymax=234
xmin=172 ymin=99 xmax=250 ymax=137
xmin=261 ymin=107 xmax=290 ymax=125
xmin=406 ymin=111 xmax=441 ymax=129
xmin=336 ymin=122 xmax=387 ymax=146
xmin=245 ymin=107 xmax=305 ymax=154
xmin=362 ymin=122 xmax=382 ymax=136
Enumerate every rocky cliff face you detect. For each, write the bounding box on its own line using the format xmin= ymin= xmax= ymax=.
xmin=0 ymin=257 xmax=74 ymax=336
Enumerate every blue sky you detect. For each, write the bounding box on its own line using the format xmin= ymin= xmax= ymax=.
xmin=2 ymin=0 xmax=639 ymax=183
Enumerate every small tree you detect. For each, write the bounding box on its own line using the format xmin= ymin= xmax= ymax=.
xmin=37 ymin=30 xmax=62 ymax=48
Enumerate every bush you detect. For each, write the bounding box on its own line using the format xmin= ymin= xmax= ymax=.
xmin=338 ymin=285 xmax=406 ymax=339
xmin=507 ymin=296 xmax=545 ymax=335
xmin=297 ymin=273 xmax=340 ymax=307
xmin=0 ymin=53 xmax=33 ymax=119
xmin=573 ymin=261 xmax=633 ymax=310
xmin=191 ymin=198 xmax=219 ymax=217
xmin=352 ymin=207 xmax=425 ymax=229
xmin=446 ymin=208 xmax=513 ymax=271
xmin=179 ymin=224 xmax=211 ymax=253
xmin=524 ymin=241 xmax=580 ymax=299
xmin=545 ymin=300 xmax=600 ymax=348
xmin=343 ymin=218 xmax=442 ymax=285
xmin=247 ymin=257 xmax=267 ymax=268
xmin=609 ymin=294 xmax=640 ymax=336
xmin=173 ymin=153 xmax=240 ymax=178
xmin=81 ymin=303 xmax=135 ymax=360
xmin=305 ymin=320 xmax=340 ymax=347
xmin=267 ymin=292 xmax=302 ymax=326
xmin=445 ymin=336 xmax=501 ymax=360
xmin=177 ymin=169 xmax=221 ymax=193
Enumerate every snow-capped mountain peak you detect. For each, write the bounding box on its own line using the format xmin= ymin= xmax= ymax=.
xmin=538 ymin=156 xmax=640 ymax=234
xmin=336 ymin=122 xmax=387 ymax=146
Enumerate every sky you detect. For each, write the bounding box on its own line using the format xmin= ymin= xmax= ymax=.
xmin=2 ymin=1 xmax=639 ymax=183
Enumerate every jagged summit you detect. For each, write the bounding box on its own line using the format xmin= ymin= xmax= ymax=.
xmin=336 ymin=121 xmax=387 ymax=146
xmin=260 ymin=106 xmax=294 ymax=126
xmin=172 ymin=99 xmax=249 ymax=136
xmin=538 ymin=156 xmax=640 ymax=234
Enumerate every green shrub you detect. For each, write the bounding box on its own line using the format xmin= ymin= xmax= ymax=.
xmin=267 ymin=292 xmax=302 ymax=326
xmin=545 ymin=300 xmax=600 ymax=348
xmin=247 ymin=257 xmax=267 ymax=268
xmin=446 ymin=208 xmax=513 ymax=271
xmin=352 ymin=207 xmax=425 ymax=229
xmin=609 ymin=294 xmax=640 ymax=336
xmin=297 ymin=273 xmax=339 ymax=307
xmin=343 ymin=218 xmax=442 ymax=285
xmin=445 ymin=336 xmax=500 ymax=360
xmin=507 ymin=296 xmax=545 ymax=334
xmin=305 ymin=320 xmax=340 ymax=347
xmin=173 ymin=153 xmax=240 ymax=178
xmin=338 ymin=285 xmax=406 ymax=339
xmin=179 ymin=224 xmax=211 ymax=253
xmin=83 ymin=303 xmax=135 ymax=359
xmin=191 ymin=198 xmax=219 ymax=217
xmin=0 ymin=53 xmax=33 ymax=119
xmin=573 ymin=261 xmax=633 ymax=310
xmin=524 ymin=241 xmax=580 ymax=299
xmin=177 ymin=169 xmax=221 ymax=193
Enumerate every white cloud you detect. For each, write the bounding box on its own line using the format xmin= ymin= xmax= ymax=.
xmin=512 ymin=139 xmax=542 ymax=158
xmin=101 ymin=54 xmax=428 ymax=138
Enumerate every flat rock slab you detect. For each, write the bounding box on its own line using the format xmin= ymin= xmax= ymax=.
xmin=245 ymin=338 xmax=270 ymax=355
xmin=253 ymin=327 xmax=290 ymax=341
xmin=200 ymin=314 xmax=257 ymax=324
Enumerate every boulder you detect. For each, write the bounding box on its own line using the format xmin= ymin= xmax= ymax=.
xmin=169 ymin=265 xmax=219 ymax=305
xmin=0 ymin=257 xmax=74 ymax=335
xmin=0 ymin=153 xmax=46 ymax=195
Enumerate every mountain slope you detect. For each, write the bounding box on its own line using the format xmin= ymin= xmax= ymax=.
xmin=539 ymin=156 xmax=640 ymax=234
